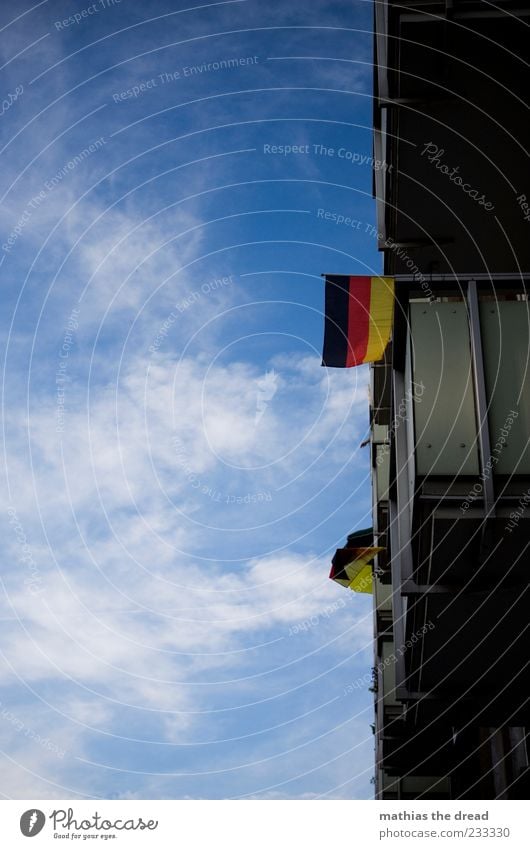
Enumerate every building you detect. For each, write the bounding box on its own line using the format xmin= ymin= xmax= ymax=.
xmin=370 ymin=0 xmax=530 ymax=799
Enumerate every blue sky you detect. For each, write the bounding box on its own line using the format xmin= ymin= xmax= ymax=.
xmin=0 ymin=0 xmax=382 ymax=799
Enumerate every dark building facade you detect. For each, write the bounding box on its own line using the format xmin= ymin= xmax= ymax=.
xmin=370 ymin=0 xmax=530 ymax=799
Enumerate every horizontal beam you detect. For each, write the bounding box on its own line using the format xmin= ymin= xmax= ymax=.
xmin=400 ymin=9 xmax=530 ymax=23
xmin=378 ymin=96 xmax=455 ymax=108
xmin=321 ymin=273 xmax=530 ymax=282
xmin=393 ymin=273 xmax=530 ymax=282
xmin=395 ymin=687 xmax=440 ymax=702
xmin=401 ymin=582 xmax=460 ymax=594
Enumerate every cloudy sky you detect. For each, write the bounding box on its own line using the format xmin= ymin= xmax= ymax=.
xmin=0 ymin=0 xmax=382 ymax=799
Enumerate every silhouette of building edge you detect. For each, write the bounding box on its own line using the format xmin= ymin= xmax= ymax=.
xmin=370 ymin=0 xmax=530 ymax=799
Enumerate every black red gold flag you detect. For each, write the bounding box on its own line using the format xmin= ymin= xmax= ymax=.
xmin=322 ymin=275 xmax=394 ymax=367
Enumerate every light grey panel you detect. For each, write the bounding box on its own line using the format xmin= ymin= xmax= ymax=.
xmin=375 ymin=443 xmax=390 ymax=501
xmin=382 ymin=641 xmax=398 ymax=706
xmin=480 ymin=301 xmax=530 ymax=474
xmin=410 ymin=303 xmax=479 ymax=476
xmin=375 ymin=577 xmax=392 ymax=612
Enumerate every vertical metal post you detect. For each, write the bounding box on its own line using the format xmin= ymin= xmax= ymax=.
xmin=390 ymin=366 xmax=415 ymax=697
xmin=489 ymin=729 xmax=509 ymax=799
xmin=389 ymin=499 xmax=407 ymax=696
xmin=508 ymin=727 xmax=529 ymax=781
xmin=393 ymin=369 xmax=416 ymax=585
xmin=466 ymin=280 xmax=495 ymax=519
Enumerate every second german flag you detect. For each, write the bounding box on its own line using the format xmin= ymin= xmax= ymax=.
xmin=322 ymin=275 xmax=394 ymax=367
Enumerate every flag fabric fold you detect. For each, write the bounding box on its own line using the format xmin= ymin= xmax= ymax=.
xmin=329 ymin=546 xmax=383 ymax=594
xmin=322 ymin=275 xmax=394 ymax=367
xmin=329 ymin=528 xmax=384 ymax=594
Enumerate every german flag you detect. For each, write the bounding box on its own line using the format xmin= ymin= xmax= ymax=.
xmin=329 ymin=546 xmax=384 ymax=594
xmin=322 ymin=275 xmax=394 ymax=367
